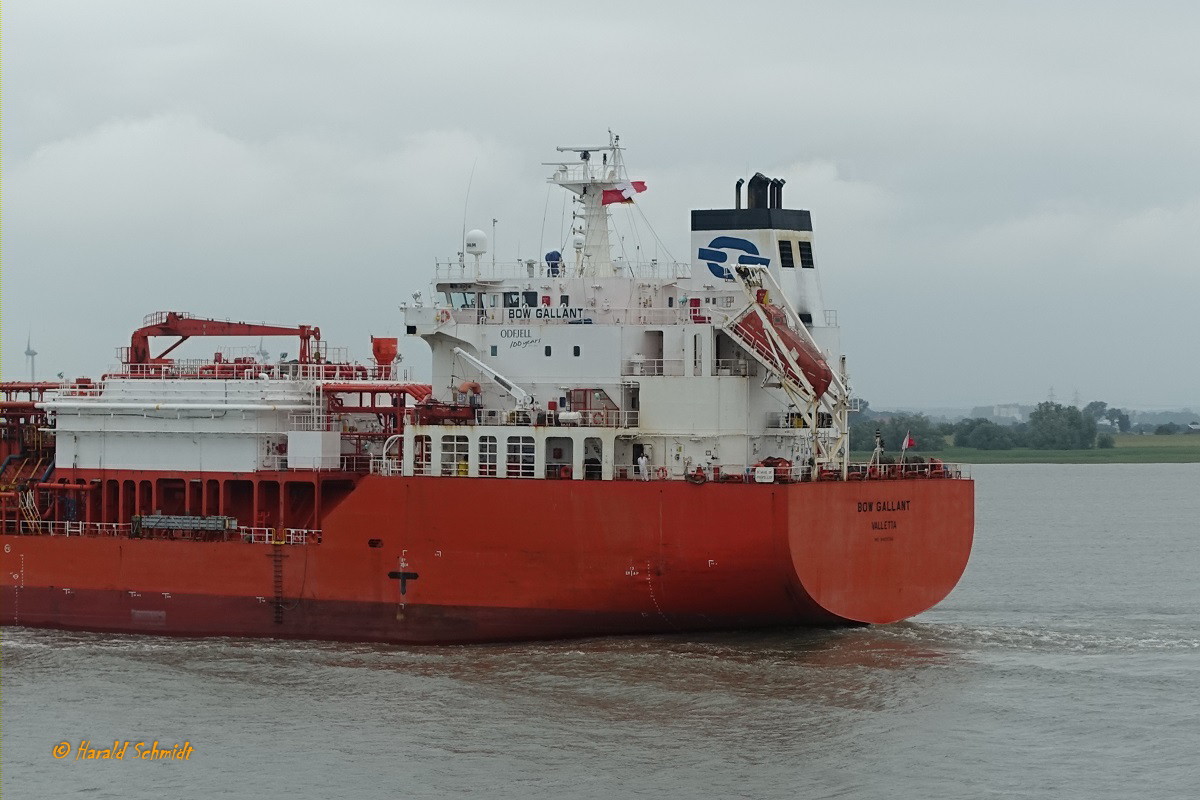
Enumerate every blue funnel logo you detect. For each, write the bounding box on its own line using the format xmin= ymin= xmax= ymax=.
xmin=698 ymin=236 xmax=771 ymax=280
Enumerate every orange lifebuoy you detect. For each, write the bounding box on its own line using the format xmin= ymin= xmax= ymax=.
xmin=435 ymin=309 xmax=451 ymax=323
xmin=655 ymin=466 xmax=668 ymax=480
xmin=591 ymin=411 xmax=606 ymax=426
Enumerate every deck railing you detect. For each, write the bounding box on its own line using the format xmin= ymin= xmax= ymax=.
xmin=0 ymin=519 xmax=323 ymax=544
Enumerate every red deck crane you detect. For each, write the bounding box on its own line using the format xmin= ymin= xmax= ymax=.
xmin=123 ymin=311 xmax=322 ymax=365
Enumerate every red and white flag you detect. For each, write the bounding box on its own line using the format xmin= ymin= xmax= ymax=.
xmin=901 ymin=432 xmax=916 ymax=451
xmin=601 ymin=180 xmax=647 ymax=205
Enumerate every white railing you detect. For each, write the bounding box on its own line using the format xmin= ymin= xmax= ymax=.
xmin=713 ymin=359 xmax=758 ymax=377
xmin=765 ymin=412 xmax=837 ymax=429
xmin=364 ymin=457 xmax=969 ymax=483
xmin=622 ymin=358 xmax=685 ymax=377
xmin=259 ymin=454 xmax=372 ymax=472
xmin=370 ymin=457 xmax=402 ymax=476
xmin=236 ymin=527 xmax=322 ymax=545
xmin=8 ymin=520 xmax=132 ymax=537
xmin=445 ymin=306 xmax=690 ymax=327
xmin=2 ymin=519 xmax=325 ymax=543
xmin=433 ymin=259 xmax=691 ymax=283
xmin=472 ymin=408 xmax=638 ymax=428
xmin=289 ymin=413 xmax=337 ymax=431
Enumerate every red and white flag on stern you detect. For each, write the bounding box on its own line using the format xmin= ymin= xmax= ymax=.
xmin=601 ymin=180 xmax=647 ymax=205
xmin=901 ymin=432 xmax=916 ymax=451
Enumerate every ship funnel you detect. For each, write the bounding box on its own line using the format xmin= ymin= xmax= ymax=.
xmin=735 ymin=178 xmax=745 ymax=210
xmin=747 ymin=173 xmax=770 ymax=209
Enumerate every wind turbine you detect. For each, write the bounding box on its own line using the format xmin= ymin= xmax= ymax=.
xmin=24 ymin=334 xmax=38 ymax=382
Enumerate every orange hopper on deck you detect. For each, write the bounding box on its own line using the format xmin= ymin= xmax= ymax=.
xmin=371 ymin=337 xmax=399 ymax=379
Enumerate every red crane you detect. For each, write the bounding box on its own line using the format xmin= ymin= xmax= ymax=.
xmin=124 ymin=311 xmax=322 ymax=365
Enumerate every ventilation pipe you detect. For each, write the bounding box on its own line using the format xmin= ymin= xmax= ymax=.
xmin=735 ymin=178 xmax=745 ymax=210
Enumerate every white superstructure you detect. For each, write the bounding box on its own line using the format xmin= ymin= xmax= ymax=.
xmin=401 ymin=134 xmax=853 ymax=483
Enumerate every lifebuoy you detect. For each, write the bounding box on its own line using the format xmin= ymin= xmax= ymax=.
xmin=435 ymin=309 xmax=451 ymax=323
xmin=686 ymin=468 xmax=707 ymax=485
xmin=655 ymin=466 xmax=668 ymax=480
xmin=591 ymin=411 xmax=606 ymax=426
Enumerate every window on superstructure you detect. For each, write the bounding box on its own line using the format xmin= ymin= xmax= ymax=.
xmin=503 ymin=292 xmax=520 ymax=308
xmin=441 ymin=435 xmax=469 ymax=476
xmin=414 ymin=435 xmax=432 ymax=476
xmin=798 ymin=241 xmax=815 ymax=269
xmin=489 ymin=294 xmax=498 ymax=307
xmin=490 ymin=345 xmax=498 ymax=357
xmin=573 ymin=346 xmax=580 ymax=357
xmin=545 ymin=346 xmax=552 ymax=357
xmin=523 ymin=291 xmax=538 ymax=307
xmin=778 ymin=240 xmax=796 ymax=268
xmin=560 ymin=295 xmax=569 ymax=306
xmin=506 ymin=436 xmax=535 ymax=478
xmin=479 ymin=436 xmax=497 ymax=477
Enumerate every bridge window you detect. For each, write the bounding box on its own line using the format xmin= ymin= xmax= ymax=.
xmin=523 ymin=291 xmax=538 ymax=307
xmin=503 ymin=292 xmax=520 ymax=308
xmin=479 ymin=436 xmax=497 ymax=476
xmin=441 ymin=435 xmax=469 ymax=476
xmin=798 ymin=241 xmax=815 ymax=269
xmin=778 ymin=240 xmax=795 ymax=268
xmin=506 ymin=436 xmax=535 ymax=478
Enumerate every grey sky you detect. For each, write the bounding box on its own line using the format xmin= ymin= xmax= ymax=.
xmin=4 ymin=1 xmax=1198 ymax=410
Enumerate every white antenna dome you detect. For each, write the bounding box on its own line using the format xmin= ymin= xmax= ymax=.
xmin=571 ymin=233 xmax=585 ymax=251
xmin=465 ymin=229 xmax=488 ymax=255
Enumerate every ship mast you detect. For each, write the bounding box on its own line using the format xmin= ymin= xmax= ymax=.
xmin=545 ymin=131 xmax=627 ymax=278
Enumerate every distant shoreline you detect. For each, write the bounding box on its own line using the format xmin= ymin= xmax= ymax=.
xmin=852 ymin=434 xmax=1200 ymax=464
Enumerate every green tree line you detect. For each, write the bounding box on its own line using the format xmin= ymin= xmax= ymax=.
xmin=850 ymin=399 xmax=1132 ymax=452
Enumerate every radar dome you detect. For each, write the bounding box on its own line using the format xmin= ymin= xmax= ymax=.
xmin=571 ymin=233 xmax=585 ymax=251
xmin=465 ymin=229 xmax=488 ymax=255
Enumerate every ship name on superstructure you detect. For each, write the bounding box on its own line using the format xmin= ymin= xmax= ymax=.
xmin=505 ymin=307 xmax=586 ymax=320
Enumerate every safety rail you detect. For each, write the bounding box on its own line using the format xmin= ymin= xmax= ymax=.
xmin=237 ymin=527 xmax=322 ymax=545
xmin=1 ymin=520 xmax=133 ymax=536
xmin=472 ymin=408 xmax=638 ymax=428
xmin=370 ymin=457 xmax=402 ymax=476
xmin=258 ymin=454 xmax=373 ymax=472
xmin=622 ymin=358 xmax=685 ymax=377
xmin=713 ymin=359 xmax=758 ymax=377
xmin=96 ymin=359 xmax=403 ymax=381
xmin=443 ymin=306 xmax=693 ymax=327
xmin=364 ymin=458 xmax=969 ymax=482
xmin=433 ymin=259 xmax=691 ymax=282
xmin=613 ymin=461 xmax=970 ymax=483
xmin=765 ymin=412 xmax=838 ymax=429
xmin=288 ymin=412 xmax=337 ymax=431
xmin=0 ymin=519 xmax=323 ymax=543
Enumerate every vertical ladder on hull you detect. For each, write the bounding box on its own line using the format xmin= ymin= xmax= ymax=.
xmin=271 ymin=547 xmax=285 ymax=624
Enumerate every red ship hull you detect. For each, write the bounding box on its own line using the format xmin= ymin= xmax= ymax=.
xmin=1 ymin=476 xmax=973 ymax=643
